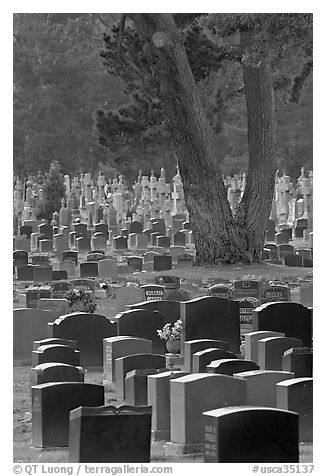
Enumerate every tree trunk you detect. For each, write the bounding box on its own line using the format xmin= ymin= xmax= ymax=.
xmin=131 ymin=13 xmax=248 ymax=264
xmin=240 ymin=31 xmax=277 ymax=262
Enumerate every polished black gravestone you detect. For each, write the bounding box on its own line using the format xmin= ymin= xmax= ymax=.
xmin=32 ymin=344 xmax=80 ymax=367
xmin=115 ymin=353 xmax=166 ymax=401
xmin=184 ymin=339 xmax=230 ymax=372
xmin=252 ymin=302 xmax=312 ymax=347
xmin=69 ymin=405 xmax=151 ymax=462
xmin=207 ymin=358 xmax=259 ymax=375
xmin=193 ymin=348 xmax=239 ymax=373
xmin=32 ymin=382 xmax=104 ymax=447
xmin=115 ymin=309 xmax=165 ymax=355
xmin=31 ymin=362 xmax=84 ymax=385
xmin=180 ymin=296 xmax=240 ymax=354
xmin=282 ymin=347 xmax=313 ymax=378
xmin=124 ymin=369 xmax=160 ymax=406
xmin=33 ymin=338 xmax=78 ymax=351
xmin=207 ymin=284 xmax=233 ymax=299
xmin=203 ymin=406 xmax=299 ymax=462
xmin=127 ymin=300 xmax=181 ymax=325
xmin=47 ymin=313 xmax=117 ymax=367
xmin=140 ymin=284 xmax=165 ymax=301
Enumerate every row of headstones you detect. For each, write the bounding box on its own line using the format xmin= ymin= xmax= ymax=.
xmin=14 ymin=298 xmax=312 ymax=367
xmin=30 ymin=334 xmax=312 ymax=461
xmin=265 ymin=218 xmax=312 ymax=241
xmin=263 ymin=243 xmax=313 ymax=267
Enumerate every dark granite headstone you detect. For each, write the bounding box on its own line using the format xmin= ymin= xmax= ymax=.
xmin=52 ymin=280 xmax=72 ymax=298
xmin=32 ymin=344 xmax=80 ymax=367
xmin=172 ymin=231 xmax=186 ymax=247
xmin=155 ymin=275 xmax=180 ymax=290
xmin=69 ymin=405 xmax=152 ymax=463
xmin=261 ymin=285 xmax=290 ymax=303
xmin=252 ymin=302 xmax=312 ymax=347
xmin=62 ymin=250 xmax=78 ymax=265
xmin=180 ymin=296 xmax=240 ymax=354
xmin=33 ymin=266 xmax=53 ymax=284
xmin=156 ymin=236 xmax=170 ymax=248
xmin=19 ymin=225 xmax=33 ymax=238
xmin=115 ymin=309 xmax=165 ymax=354
xmin=153 ymin=255 xmax=172 ymax=271
xmin=113 ymin=236 xmax=128 ymax=250
xmin=284 ymin=254 xmax=313 ymax=267
xmin=238 ymin=297 xmax=260 ymax=324
xmin=276 ymin=377 xmax=313 ymax=442
xmin=207 ymin=358 xmax=259 ymax=375
xmin=69 ymin=278 xmax=95 ymax=293
xmin=47 ymin=313 xmax=117 ymax=367
xmin=33 ymin=338 xmax=78 ymax=350
xmin=13 ymin=250 xmax=28 ymax=268
xmin=278 ymin=244 xmax=295 ymax=260
xmin=264 ymin=243 xmax=278 ymax=259
xmin=258 ymin=336 xmax=303 ymax=371
xmin=17 ymin=264 xmax=34 ymax=281
xmin=115 ymin=353 xmax=166 ymax=400
xmin=86 ymin=252 xmax=104 ymax=262
xmin=193 ymin=348 xmax=239 ymax=373
xmin=203 ymin=406 xmax=299 ymax=462
xmin=282 ymin=347 xmax=313 ymax=378
xmin=184 ymin=339 xmax=230 ymax=372
xmin=233 ymin=279 xmax=260 ymax=300
xmin=125 ymin=369 xmax=160 ymax=406
xmin=79 ymin=262 xmax=99 ymax=278
xmin=31 ymin=362 xmax=84 ymax=385
xmin=52 ymin=270 xmax=68 ymax=281
xmin=127 ymin=300 xmax=180 ymax=325
xmin=127 ymin=256 xmax=143 ymax=272
xmin=32 ymin=382 xmax=104 ymax=447
xmin=207 ymin=284 xmax=233 ymax=299
xmin=129 ymin=221 xmax=143 ymax=234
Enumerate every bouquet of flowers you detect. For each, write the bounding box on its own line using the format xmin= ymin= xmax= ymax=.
xmin=157 ymin=319 xmax=182 ymax=341
xmin=65 ymin=288 xmax=97 ymax=313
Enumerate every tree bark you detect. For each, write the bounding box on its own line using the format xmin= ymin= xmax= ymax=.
xmin=240 ymin=30 xmax=277 ymax=262
xmin=130 ymin=13 xmax=249 ymax=264
xmin=129 ymin=14 xmax=277 ymax=264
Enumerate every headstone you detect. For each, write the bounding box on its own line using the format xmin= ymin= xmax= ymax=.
xmin=203 ymin=406 xmax=299 ymax=462
xmin=69 ymin=405 xmax=152 ymax=463
xmin=19 ymin=224 xmax=33 ymax=238
xmin=26 ymin=285 xmax=41 ymax=308
xmin=125 ymin=369 xmax=161 ymax=406
xmin=164 ymin=288 xmax=191 ymax=301
xmin=276 ymin=377 xmax=313 ymax=442
xmin=282 ymin=347 xmax=313 ymax=378
xmin=31 ymin=362 xmax=84 ymax=385
xmin=115 ymin=353 xmax=166 ymax=401
xmin=252 ymin=302 xmax=312 ymax=347
xmin=14 ymin=237 xmax=31 ymax=252
xmin=62 ymin=250 xmax=78 ymax=265
xmin=261 ymin=285 xmax=290 ymax=303
xmin=129 ymin=221 xmax=143 ymax=234
xmin=86 ymin=252 xmax=104 ymax=262
xmin=127 ymin=300 xmax=180 ymax=325
xmin=76 ymin=236 xmax=91 ymax=252
xmin=172 ymin=231 xmax=186 ymax=247
xmin=115 ymin=309 xmax=166 ymax=355
xmin=233 ymin=279 xmax=260 ymax=300
xmin=47 ymin=313 xmax=117 ymax=367
xmin=60 ymin=260 xmax=77 ymax=279
xmin=32 ymin=382 xmax=104 ymax=447
xmin=284 ymin=254 xmax=313 ymax=267
xmin=169 ymin=246 xmax=186 ymax=262
xmin=116 ymin=286 xmax=145 ymax=312
xmin=234 ymin=370 xmax=295 ymax=407
xmin=39 ymin=240 xmax=53 ymax=253
xmin=140 ymin=284 xmax=165 ymax=301
xmin=33 ymin=266 xmax=53 ymax=284
xmin=103 ymin=336 xmax=152 ymax=383
xmin=52 ymin=270 xmax=68 ymax=281
xmin=79 ymin=262 xmax=99 ymax=278
xmin=184 ymin=339 xmax=230 ymax=372
xmin=37 ymin=298 xmax=69 ymax=315
xmin=13 ymin=250 xmax=28 ymax=269
xmin=167 ymin=374 xmax=247 ymax=454
xmin=113 ymin=236 xmax=128 ymax=250
xmin=17 ymin=264 xmax=34 ymax=281
xmin=207 ymin=358 xmax=259 ymax=375
xmin=147 ymin=370 xmax=188 ymax=441
xmin=153 ymin=255 xmax=172 ymax=271
xmin=13 ymin=308 xmax=60 ymax=360
xmin=92 ymin=235 xmax=107 ymax=251
xmin=180 ymin=296 xmax=240 ymax=354
xmin=33 ymin=338 xmax=78 ymax=350
xmin=176 ymin=253 xmax=194 ymax=268
xmin=32 ymin=344 xmax=80 ymax=367
xmin=275 ymin=231 xmax=290 ymax=245
xmin=127 ymin=256 xmax=143 ymax=272
xmin=98 ymin=259 xmax=117 ymax=279
xmin=38 ymin=223 xmax=53 ymax=238
xmin=52 ymin=281 xmax=72 ymax=298
xmin=69 ymin=278 xmax=95 ymax=293
xmin=258 ymin=336 xmax=303 ymax=370
xmin=245 ymin=331 xmax=285 ymax=365
xmin=156 ymin=236 xmax=170 ymax=248
xmin=193 ymin=348 xmax=239 ymax=373
xmin=278 ymin=244 xmax=295 ymax=260
xmin=238 ymin=297 xmax=260 ymax=325
xmin=207 ymin=284 xmax=233 ymax=299
xmin=155 ymin=275 xmax=180 ymax=290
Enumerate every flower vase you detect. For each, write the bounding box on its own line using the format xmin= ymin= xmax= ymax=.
xmin=166 ymin=339 xmax=181 ymax=354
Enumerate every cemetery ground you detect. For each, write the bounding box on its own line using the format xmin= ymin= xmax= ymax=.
xmin=13 ymin=258 xmax=313 ymax=463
